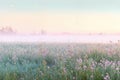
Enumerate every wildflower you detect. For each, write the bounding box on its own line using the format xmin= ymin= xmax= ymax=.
xmin=117 ymin=61 xmax=120 ymax=66
xmin=90 ymin=75 xmax=94 ymax=79
xmin=76 ymin=58 xmax=82 ymax=64
xmin=104 ymin=73 xmax=111 ymax=80
xmin=111 ymin=62 xmax=116 ymax=69
xmin=83 ymin=65 xmax=87 ymax=70
xmin=40 ymin=71 xmax=44 ymax=76
xmin=116 ymin=67 xmax=119 ymax=71
xmin=63 ymin=68 xmax=67 ymax=73
xmin=75 ymin=66 xmax=81 ymax=70
xmin=47 ymin=66 xmax=50 ymax=69
xmin=100 ymin=60 xmax=113 ymax=69
xmin=73 ymin=76 xmax=75 ymax=80
xmin=12 ymin=55 xmax=18 ymax=62
xmin=91 ymin=61 xmax=96 ymax=70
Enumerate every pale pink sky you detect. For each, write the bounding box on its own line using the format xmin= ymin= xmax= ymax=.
xmin=0 ymin=11 xmax=120 ymax=34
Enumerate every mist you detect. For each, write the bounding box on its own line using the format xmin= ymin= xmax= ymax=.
xmin=0 ymin=34 xmax=120 ymax=43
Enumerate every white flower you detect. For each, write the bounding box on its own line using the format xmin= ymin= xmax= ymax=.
xmin=90 ymin=75 xmax=94 ymax=78
xmin=116 ymin=67 xmax=119 ymax=71
xmin=73 ymin=76 xmax=75 ymax=80
xmin=76 ymin=58 xmax=82 ymax=64
xmin=47 ymin=66 xmax=50 ymax=69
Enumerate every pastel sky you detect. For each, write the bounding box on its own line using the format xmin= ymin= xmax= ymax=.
xmin=0 ymin=0 xmax=120 ymax=34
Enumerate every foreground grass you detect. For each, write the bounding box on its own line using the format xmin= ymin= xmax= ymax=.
xmin=0 ymin=42 xmax=119 ymax=80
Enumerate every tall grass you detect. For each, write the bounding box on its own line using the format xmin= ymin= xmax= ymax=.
xmin=0 ymin=42 xmax=119 ymax=80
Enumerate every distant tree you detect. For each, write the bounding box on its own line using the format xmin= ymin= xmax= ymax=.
xmin=41 ymin=29 xmax=47 ymax=35
xmin=0 ymin=26 xmax=16 ymax=34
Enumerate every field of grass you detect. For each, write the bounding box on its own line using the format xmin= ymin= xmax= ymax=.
xmin=0 ymin=42 xmax=119 ymax=80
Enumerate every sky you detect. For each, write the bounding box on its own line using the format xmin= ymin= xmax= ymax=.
xmin=0 ymin=0 xmax=120 ymax=34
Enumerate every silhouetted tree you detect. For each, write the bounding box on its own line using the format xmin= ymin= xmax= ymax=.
xmin=0 ymin=26 xmax=16 ymax=34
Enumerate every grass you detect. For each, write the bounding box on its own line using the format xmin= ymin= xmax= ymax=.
xmin=0 ymin=42 xmax=119 ymax=80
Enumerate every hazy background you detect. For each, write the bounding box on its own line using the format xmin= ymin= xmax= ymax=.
xmin=0 ymin=0 xmax=120 ymax=34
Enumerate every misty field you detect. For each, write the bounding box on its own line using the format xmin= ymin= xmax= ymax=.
xmin=0 ymin=42 xmax=119 ymax=80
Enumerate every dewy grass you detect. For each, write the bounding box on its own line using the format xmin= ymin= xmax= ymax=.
xmin=0 ymin=42 xmax=119 ymax=80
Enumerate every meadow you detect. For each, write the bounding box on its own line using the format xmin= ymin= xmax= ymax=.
xmin=0 ymin=42 xmax=119 ymax=80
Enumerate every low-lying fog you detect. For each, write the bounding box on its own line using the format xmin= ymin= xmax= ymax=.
xmin=0 ymin=34 xmax=120 ymax=43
